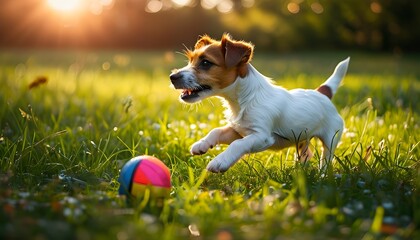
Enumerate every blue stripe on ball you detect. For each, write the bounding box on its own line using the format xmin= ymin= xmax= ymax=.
xmin=118 ymin=157 xmax=142 ymax=195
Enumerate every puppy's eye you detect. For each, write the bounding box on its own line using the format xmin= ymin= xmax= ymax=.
xmin=199 ymin=59 xmax=213 ymax=70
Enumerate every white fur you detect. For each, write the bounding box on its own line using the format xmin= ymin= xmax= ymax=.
xmin=190 ymin=58 xmax=350 ymax=172
xmin=322 ymin=57 xmax=350 ymax=95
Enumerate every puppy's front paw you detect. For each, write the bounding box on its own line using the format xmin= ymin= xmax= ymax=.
xmin=206 ymin=155 xmax=231 ymax=173
xmin=190 ymin=139 xmax=213 ymax=155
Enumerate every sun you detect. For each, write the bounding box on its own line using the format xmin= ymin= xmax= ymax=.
xmin=47 ymin=0 xmax=82 ymax=12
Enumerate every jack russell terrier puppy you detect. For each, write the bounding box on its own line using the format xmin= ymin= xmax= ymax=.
xmin=170 ymin=34 xmax=350 ymax=173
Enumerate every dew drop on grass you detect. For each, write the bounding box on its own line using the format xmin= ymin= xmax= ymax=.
xmin=63 ymin=208 xmax=72 ymax=217
xmin=342 ymin=206 xmax=354 ymax=215
xmin=377 ymin=179 xmax=389 ymax=189
xmin=63 ymin=196 xmax=78 ymax=205
xmin=357 ymin=180 xmax=366 ymax=188
xmin=140 ymin=213 xmax=157 ymax=225
xmin=18 ymin=192 xmax=30 ymax=198
xmin=73 ymin=208 xmax=83 ymax=217
xmin=383 ymin=216 xmax=397 ymax=224
xmin=152 ymin=123 xmax=161 ymax=130
xmin=354 ymin=201 xmax=364 ymax=211
xmin=382 ymin=201 xmax=394 ymax=210
xmin=363 ymin=189 xmax=371 ymax=194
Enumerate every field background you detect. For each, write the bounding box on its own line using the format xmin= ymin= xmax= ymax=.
xmin=0 ymin=50 xmax=419 ymax=239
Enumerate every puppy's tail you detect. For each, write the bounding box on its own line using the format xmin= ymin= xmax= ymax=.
xmin=316 ymin=57 xmax=350 ymax=99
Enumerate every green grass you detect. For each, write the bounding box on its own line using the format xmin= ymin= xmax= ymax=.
xmin=0 ymin=50 xmax=419 ymax=239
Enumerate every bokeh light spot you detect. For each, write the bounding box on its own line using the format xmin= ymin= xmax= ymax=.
xmin=217 ymin=0 xmax=234 ymax=13
xmin=172 ymin=0 xmax=192 ymax=7
xmin=311 ymin=2 xmax=324 ymax=14
xmin=146 ymin=0 xmax=163 ymax=13
xmin=287 ymin=2 xmax=300 ymax=14
xmin=241 ymin=0 xmax=255 ymax=8
xmin=47 ymin=0 xmax=81 ymax=12
xmin=102 ymin=61 xmax=111 ymax=70
xmin=370 ymin=2 xmax=382 ymax=14
xmin=201 ymin=0 xmax=219 ymax=10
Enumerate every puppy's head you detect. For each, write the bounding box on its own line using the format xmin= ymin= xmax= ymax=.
xmin=170 ymin=34 xmax=254 ymax=103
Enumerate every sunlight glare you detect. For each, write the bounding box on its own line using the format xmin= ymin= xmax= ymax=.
xmin=172 ymin=0 xmax=192 ymax=7
xmin=47 ymin=0 xmax=82 ymax=12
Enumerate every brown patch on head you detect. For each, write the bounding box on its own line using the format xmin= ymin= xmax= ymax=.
xmin=191 ymin=43 xmax=239 ymax=89
xmin=316 ymin=85 xmax=333 ymax=99
xmin=185 ymin=34 xmax=255 ymax=90
xmin=185 ymin=35 xmax=215 ymax=62
xmin=221 ymin=34 xmax=254 ymax=77
xmin=194 ymin=35 xmax=216 ymax=49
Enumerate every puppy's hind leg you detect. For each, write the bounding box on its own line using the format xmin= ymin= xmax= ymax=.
xmin=297 ymin=141 xmax=313 ymax=164
xmin=319 ymin=129 xmax=342 ymax=171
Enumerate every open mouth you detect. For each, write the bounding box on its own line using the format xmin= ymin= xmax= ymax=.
xmin=180 ymin=85 xmax=212 ymax=100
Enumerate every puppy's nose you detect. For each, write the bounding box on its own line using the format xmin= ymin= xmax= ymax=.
xmin=169 ymin=72 xmax=181 ymax=83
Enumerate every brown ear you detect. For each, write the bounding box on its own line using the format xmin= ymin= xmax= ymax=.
xmin=195 ymin=35 xmax=216 ymax=49
xmin=221 ymin=34 xmax=254 ymax=70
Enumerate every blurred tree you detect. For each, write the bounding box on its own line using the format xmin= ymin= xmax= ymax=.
xmin=221 ymin=0 xmax=420 ymax=52
xmin=0 ymin=0 xmax=418 ymax=52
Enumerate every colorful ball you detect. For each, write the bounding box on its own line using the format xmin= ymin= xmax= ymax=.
xmin=118 ymin=155 xmax=171 ymax=198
